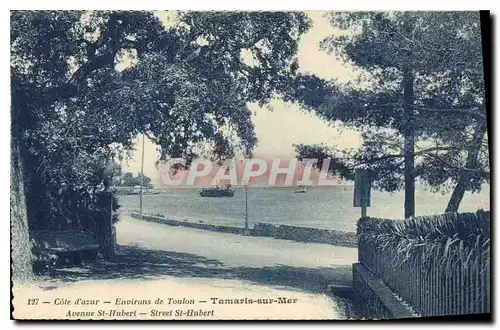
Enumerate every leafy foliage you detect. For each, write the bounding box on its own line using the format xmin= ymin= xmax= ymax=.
xmin=11 ymin=10 xmax=312 ymax=231
xmin=116 ymin=172 xmax=154 ymax=188
xmin=298 ymin=11 xmax=489 ymax=211
xmin=294 ymin=143 xmax=355 ymax=181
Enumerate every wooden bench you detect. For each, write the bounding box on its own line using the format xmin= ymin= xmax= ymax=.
xmin=32 ymin=230 xmax=100 ymax=268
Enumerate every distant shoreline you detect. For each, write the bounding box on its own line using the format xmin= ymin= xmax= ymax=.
xmin=140 ymin=185 xmax=354 ymax=191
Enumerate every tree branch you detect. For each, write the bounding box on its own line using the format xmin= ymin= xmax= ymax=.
xmin=415 ymin=106 xmax=486 ymax=121
xmin=41 ymin=13 xmax=121 ymax=109
xmin=424 ymin=153 xmax=489 ymax=177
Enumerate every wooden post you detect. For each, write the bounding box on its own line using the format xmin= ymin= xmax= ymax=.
xmin=139 ymin=133 xmax=145 ymax=221
xmin=354 ymin=169 xmax=371 ymax=218
xmin=361 ymin=206 xmax=367 ymax=218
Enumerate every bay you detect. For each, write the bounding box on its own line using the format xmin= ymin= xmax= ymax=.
xmin=118 ymin=186 xmax=490 ymax=233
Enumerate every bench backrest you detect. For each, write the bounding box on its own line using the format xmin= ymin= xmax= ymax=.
xmin=32 ymin=230 xmax=98 ymax=250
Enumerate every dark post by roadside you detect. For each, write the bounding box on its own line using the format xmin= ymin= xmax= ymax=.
xmin=96 ymin=190 xmax=116 ymax=259
xmin=354 ymin=169 xmax=371 ymax=218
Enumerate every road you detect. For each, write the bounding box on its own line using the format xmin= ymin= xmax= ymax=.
xmin=13 ymin=217 xmax=358 ymax=320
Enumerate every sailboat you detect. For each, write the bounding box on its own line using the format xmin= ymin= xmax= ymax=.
xmin=294 ymin=160 xmax=307 ymax=193
xmin=294 ymin=185 xmax=307 ymax=193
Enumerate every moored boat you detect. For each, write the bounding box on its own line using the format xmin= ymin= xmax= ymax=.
xmin=294 ymin=161 xmax=307 ymax=193
xmin=199 ymin=185 xmax=234 ymax=197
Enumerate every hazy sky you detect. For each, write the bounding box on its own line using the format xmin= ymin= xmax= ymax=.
xmin=121 ymin=11 xmax=362 ymax=178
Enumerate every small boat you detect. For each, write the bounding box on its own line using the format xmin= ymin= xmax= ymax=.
xmin=199 ymin=185 xmax=235 ymax=197
xmin=294 ymin=161 xmax=307 ymax=193
xmin=294 ymin=185 xmax=307 ymax=193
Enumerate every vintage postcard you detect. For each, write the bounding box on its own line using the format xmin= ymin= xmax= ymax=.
xmin=11 ymin=10 xmax=491 ymax=320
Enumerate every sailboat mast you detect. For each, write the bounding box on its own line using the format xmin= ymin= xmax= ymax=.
xmin=297 ymin=160 xmax=303 ymax=185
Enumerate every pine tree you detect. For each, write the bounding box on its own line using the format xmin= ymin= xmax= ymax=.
xmin=299 ymin=11 xmax=489 ymax=216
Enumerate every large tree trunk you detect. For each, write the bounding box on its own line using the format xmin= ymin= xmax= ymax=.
xmin=10 ymin=137 xmax=34 ymax=283
xmin=403 ymin=70 xmax=415 ymax=219
xmin=445 ymin=121 xmax=488 ymax=212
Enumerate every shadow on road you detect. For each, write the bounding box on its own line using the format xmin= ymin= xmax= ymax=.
xmin=44 ymin=244 xmax=352 ymax=294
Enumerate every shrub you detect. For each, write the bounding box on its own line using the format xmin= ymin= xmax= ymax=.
xmin=357 ymin=211 xmax=490 ymax=272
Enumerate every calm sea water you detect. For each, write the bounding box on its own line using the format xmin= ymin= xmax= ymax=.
xmin=118 ymin=186 xmax=490 ymax=232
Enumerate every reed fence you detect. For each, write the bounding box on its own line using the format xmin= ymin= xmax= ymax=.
xmin=357 ymin=211 xmax=490 ymax=316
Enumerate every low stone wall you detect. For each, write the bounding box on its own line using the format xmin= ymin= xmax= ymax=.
xmin=131 ymin=212 xmax=247 ymax=235
xmin=130 ymin=212 xmax=356 ymax=248
xmin=352 ymin=263 xmax=415 ymax=319
xmin=256 ymin=223 xmax=356 ymax=247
